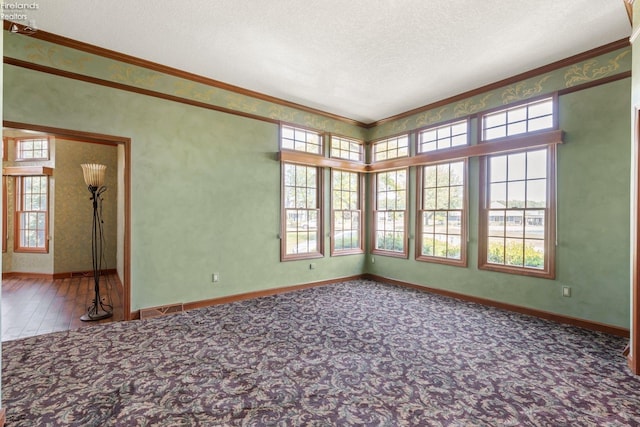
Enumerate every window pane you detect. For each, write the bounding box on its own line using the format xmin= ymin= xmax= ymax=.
xmin=449 ymin=162 xmax=464 ymax=185
xmin=527 ymin=150 xmax=547 ymax=179
xmin=449 ymin=186 xmax=463 ymax=209
xmin=434 ymin=212 xmax=447 ymax=234
xmin=436 ymin=187 xmax=449 ymax=210
xmin=524 ymin=239 xmax=545 ymax=269
xmin=422 ymin=235 xmax=435 ymax=256
xmin=488 ymin=211 xmax=505 ymax=237
xmin=528 ymin=116 xmax=553 ymax=132
xmin=483 ymin=145 xmax=552 ymax=275
xmin=508 ymin=153 xmax=526 ymax=181
xmin=447 ymin=235 xmax=462 ymax=259
xmin=485 ymin=127 xmax=506 ymax=140
xmin=482 ymin=98 xmax=554 ymax=141
xmin=490 ymin=183 xmax=506 ymax=207
xmin=525 ymin=210 xmax=545 ymax=239
xmin=505 ymin=211 xmax=524 ymax=238
xmin=488 ymin=237 xmax=505 ymax=264
xmin=373 ymin=135 xmax=409 ymax=161
xmin=423 ymin=189 xmax=436 ymax=210
xmin=422 ymin=212 xmax=435 ymax=232
xmin=485 ymin=112 xmax=506 ymax=128
xmin=507 ymin=121 xmax=527 ymax=136
xmin=528 ymin=100 xmax=553 ymax=118
xmin=505 ymin=239 xmax=524 ymax=267
xmin=424 ymin=166 xmax=437 ymax=187
xmin=281 ymin=126 xmax=322 ymax=154
xmin=490 ymin=156 xmax=507 ymax=182
xmin=332 ymin=170 xmax=361 ymax=254
xmin=374 ymin=170 xmax=407 ymax=254
xmin=282 ymin=164 xmax=320 ymax=258
xmin=331 ymin=136 xmax=363 ymax=161
xmin=507 ymin=181 xmax=526 ymax=208
xmin=418 ymin=120 xmax=468 ymax=153
xmin=526 ymin=179 xmax=546 ymax=207
xmin=508 ymin=106 xmax=527 ymax=122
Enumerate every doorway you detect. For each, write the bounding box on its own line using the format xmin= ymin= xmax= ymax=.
xmin=2 ymin=121 xmax=131 ymax=330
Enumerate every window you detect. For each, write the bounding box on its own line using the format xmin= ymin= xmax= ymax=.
xmin=418 ymin=120 xmax=468 ymax=153
xmin=373 ymin=169 xmax=408 ymax=257
xmin=331 ymin=170 xmax=362 ymax=255
xmin=281 ymin=125 xmax=322 ymax=155
xmin=479 ymin=96 xmax=558 ymax=278
xmin=372 ymin=135 xmax=409 ymax=162
xmin=418 ymin=160 xmax=466 ymax=265
xmin=330 ymin=135 xmax=363 ymax=162
xmin=15 ymin=175 xmax=49 ymax=253
xmin=15 ymin=137 xmax=50 ymax=161
xmin=282 ymin=163 xmax=322 ymax=259
xmin=479 ymin=147 xmax=555 ymax=278
xmin=481 ymin=97 xmax=554 ymax=141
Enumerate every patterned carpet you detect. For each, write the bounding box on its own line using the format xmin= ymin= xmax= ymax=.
xmin=3 ymin=279 xmax=640 ymax=426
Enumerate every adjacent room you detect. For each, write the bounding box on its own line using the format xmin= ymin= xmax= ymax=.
xmin=3 ymin=0 xmax=640 ymax=425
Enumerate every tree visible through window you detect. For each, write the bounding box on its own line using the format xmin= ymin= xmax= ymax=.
xmin=332 ymin=170 xmax=362 ymax=254
xmin=485 ymin=149 xmax=548 ymax=269
xmin=282 ymin=163 xmax=321 ymax=258
xmin=374 ymin=169 xmax=407 ymax=256
xmin=418 ymin=161 xmax=466 ymax=264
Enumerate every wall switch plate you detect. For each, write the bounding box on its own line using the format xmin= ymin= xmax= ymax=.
xmin=212 ymin=273 xmax=220 ymax=283
xmin=309 ymin=263 xmax=316 ymax=270
xmin=562 ymin=286 xmax=571 ymax=297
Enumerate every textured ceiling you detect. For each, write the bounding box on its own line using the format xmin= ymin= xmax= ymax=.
xmin=16 ymin=0 xmax=632 ymax=123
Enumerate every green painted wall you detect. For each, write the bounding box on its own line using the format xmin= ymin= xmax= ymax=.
xmin=2 ymin=64 xmax=365 ymax=310
xmin=367 ymin=79 xmax=631 ymax=328
xmin=2 ymin=30 xmax=632 ymax=329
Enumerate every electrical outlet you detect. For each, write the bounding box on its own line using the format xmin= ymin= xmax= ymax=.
xmin=212 ymin=273 xmax=220 ymax=283
xmin=562 ymin=286 xmax=571 ymax=297
xmin=371 ymin=256 xmax=375 ymax=264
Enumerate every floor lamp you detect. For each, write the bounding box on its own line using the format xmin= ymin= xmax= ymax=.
xmin=80 ymin=163 xmax=113 ymax=321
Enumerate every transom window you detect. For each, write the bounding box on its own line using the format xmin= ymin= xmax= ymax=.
xmin=330 ymin=136 xmax=363 ymax=162
xmin=281 ymin=125 xmax=323 ymax=155
xmin=16 ymin=137 xmax=49 ymax=161
xmin=331 ymin=170 xmax=362 ymax=255
xmin=373 ymin=169 xmax=407 ymax=256
xmin=418 ymin=161 xmax=466 ymax=264
xmin=282 ymin=163 xmax=321 ymax=259
xmin=418 ymin=120 xmax=468 ymax=153
xmin=372 ymin=135 xmax=409 ymax=162
xmin=15 ymin=175 xmax=48 ymax=253
xmin=482 ymin=97 xmax=554 ymax=141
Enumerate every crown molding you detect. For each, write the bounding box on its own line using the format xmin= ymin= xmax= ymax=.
xmin=366 ymin=38 xmax=631 ymax=128
xmin=3 ymin=21 xmax=631 ymax=130
xmin=2 ymin=21 xmax=368 ymax=129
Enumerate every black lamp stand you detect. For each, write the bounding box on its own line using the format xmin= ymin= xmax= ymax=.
xmin=80 ymin=184 xmax=113 ymax=321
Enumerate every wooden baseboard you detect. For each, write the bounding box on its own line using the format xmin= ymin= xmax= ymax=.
xmin=130 ymin=275 xmax=364 ymax=320
xmin=128 ymin=273 xmax=629 ymax=338
xmin=364 ymin=274 xmax=630 ymax=338
xmin=2 ymin=269 xmax=118 ymax=280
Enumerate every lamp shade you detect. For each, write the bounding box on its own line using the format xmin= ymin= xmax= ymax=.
xmin=81 ymin=163 xmax=107 ymax=187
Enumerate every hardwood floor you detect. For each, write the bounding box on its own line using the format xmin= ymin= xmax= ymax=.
xmin=1 ymin=274 xmax=123 ymax=342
